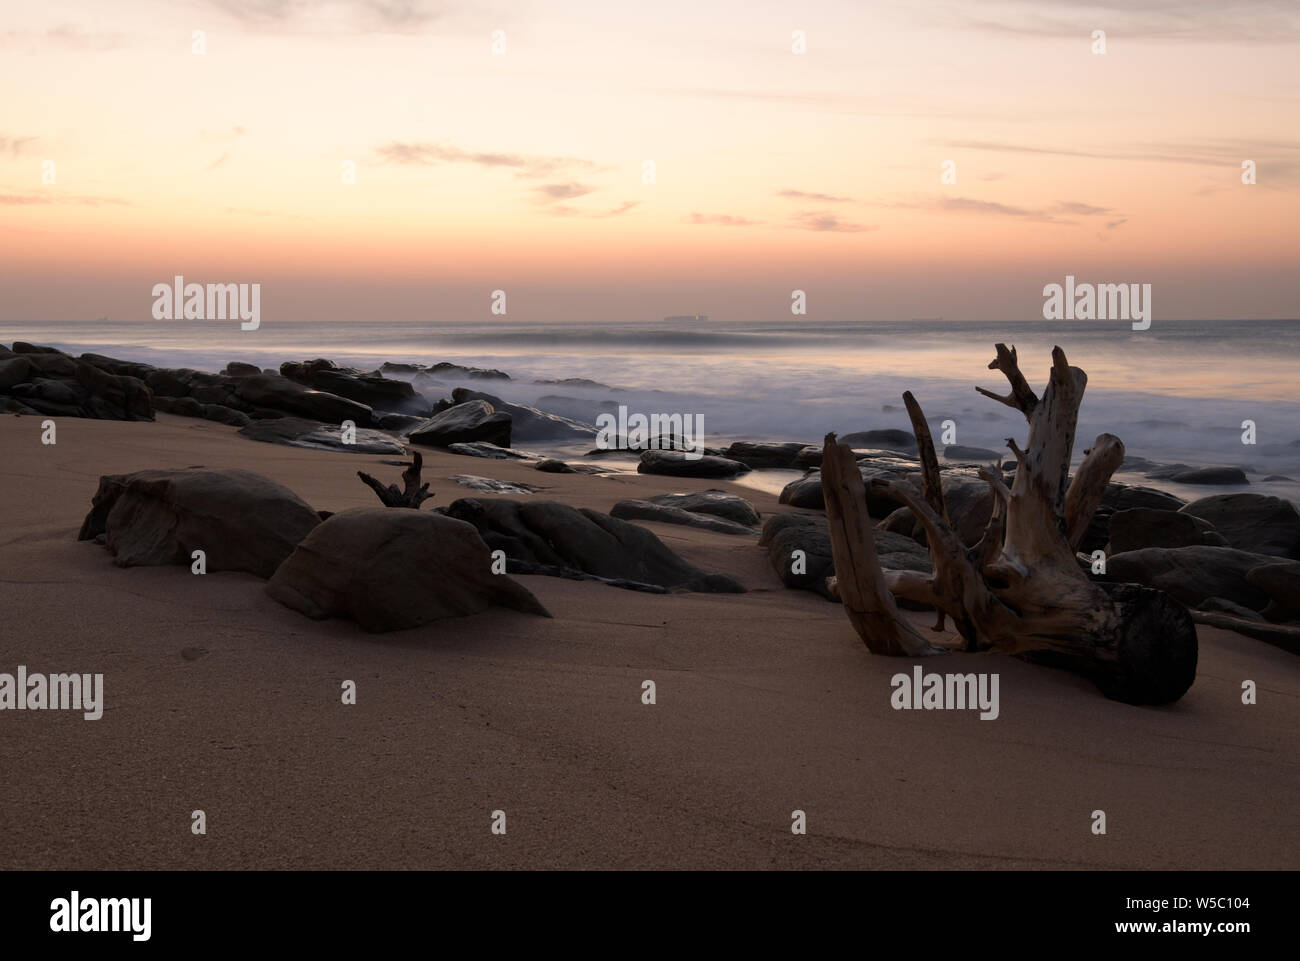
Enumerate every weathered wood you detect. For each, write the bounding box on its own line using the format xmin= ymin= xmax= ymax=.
xmin=819 ymin=345 xmax=1198 ymax=704
xmin=357 ymin=451 xmax=434 ymax=509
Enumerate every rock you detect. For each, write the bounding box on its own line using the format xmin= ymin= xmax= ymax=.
xmin=761 ymin=513 xmax=931 ymax=599
xmin=535 ymin=458 xmax=576 ymax=473
xmin=839 ymin=428 xmax=916 ymax=452
xmin=238 ymin=416 xmax=405 ymax=453
xmin=1197 ymin=597 xmax=1265 ymax=620
xmin=202 ymin=404 xmax=252 ymax=427
xmin=1107 ymin=507 xmax=1228 ymax=553
xmin=1170 ymin=467 xmax=1249 ymax=485
xmin=1179 ymin=493 xmax=1300 ymax=558
xmin=648 ymin=490 xmax=760 ymax=527
xmin=427 ymin=362 xmax=510 ymax=380
xmin=234 ymin=373 xmax=374 ymax=426
xmin=3 ymin=353 xmax=154 ymax=421
xmin=638 ymin=450 xmax=751 ymax=478
xmin=78 ymin=468 xmax=320 ymax=578
xmin=446 ymin=441 xmax=534 ymax=460
xmin=723 ymin=441 xmax=808 ymax=469
xmin=1263 ymin=475 xmax=1296 ymax=483
xmin=0 ymin=356 xmax=33 ymax=391
xmin=610 ymin=499 xmax=757 ymax=535
xmin=222 ymin=362 xmax=262 ymax=377
xmin=450 ymin=475 xmax=543 ymax=494
xmin=779 ymin=467 xmax=920 ymax=519
xmin=444 ymin=498 xmax=745 ymax=593
xmin=1188 ymin=610 xmax=1300 ymax=655
xmin=449 ymin=387 xmax=596 ymax=442
xmin=408 ymin=400 xmax=511 ymax=448
xmin=1102 ymin=483 xmax=1187 ymax=512
xmin=280 ymin=359 xmax=428 ymax=414
xmin=79 ymin=353 xmax=156 ymax=380
xmin=265 ymin=507 xmax=549 ymax=632
xmin=942 ymin=444 xmax=1002 ymax=462
xmin=1104 ymin=545 xmax=1287 ymax=610
xmin=1245 ymin=562 xmax=1300 ymax=621
xmin=373 ymin=412 xmax=425 ymax=432
xmin=154 ymin=395 xmax=206 ymax=417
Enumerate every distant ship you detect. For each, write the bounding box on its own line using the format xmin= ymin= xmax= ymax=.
xmin=664 ymin=314 xmax=708 ymax=323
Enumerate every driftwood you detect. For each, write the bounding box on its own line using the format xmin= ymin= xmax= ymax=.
xmin=823 ymin=344 xmax=1197 ymax=704
xmin=357 ymin=451 xmax=434 ymax=509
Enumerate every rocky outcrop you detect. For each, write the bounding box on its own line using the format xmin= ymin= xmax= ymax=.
xmin=1179 ymin=493 xmax=1300 ymax=559
xmin=1103 ymin=545 xmax=1286 ymax=611
xmin=1 ymin=344 xmax=154 ymax=421
xmin=448 ymin=387 xmax=596 ymax=442
xmin=279 ymin=359 xmax=430 ymax=415
xmin=408 ymin=400 xmax=512 ymax=448
xmin=444 ymin=498 xmax=745 ymax=593
xmin=238 ymin=416 xmax=405 ymax=453
xmin=265 ymin=507 xmax=550 ymax=632
xmin=78 ymin=468 xmax=320 ymax=578
xmin=1107 ymin=507 xmax=1227 ymax=553
xmin=233 ymin=373 xmax=375 ymax=427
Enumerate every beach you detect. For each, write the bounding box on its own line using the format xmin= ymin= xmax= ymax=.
xmin=2 ymin=411 xmax=1296 ymax=870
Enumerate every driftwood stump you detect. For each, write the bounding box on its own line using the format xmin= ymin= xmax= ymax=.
xmin=822 ymin=344 xmax=1197 ymax=704
xmin=357 ymin=451 xmax=434 ymax=509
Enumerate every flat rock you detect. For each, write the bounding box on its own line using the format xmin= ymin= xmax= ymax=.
xmin=1180 ymin=493 xmax=1300 ymax=558
xmin=449 ymin=475 xmax=543 ymax=494
xmin=239 ymin=416 xmax=404 ymax=454
xmin=234 ymin=373 xmax=374 ymax=427
xmin=610 ymin=499 xmax=757 ymax=535
xmin=447 ymin=441 xmax=534 ymax=460
xmin=444 ymin=498 xmax=745 ymax=593
xmin=408 ymin=400 xmax=512 ymax=448
xmin=638 ymin=450 xmax=751 ymax=478
xmin=839 ymin=428 xmax=916 ymax=452
xmin=1107 ymin=507 xmax=1228 ymax=553
xmin=1170 ymin=467 xmax=1249 ymax=485
xmin=648 ymin=490 xmax=760 ymax=527
xmin=78 ymin=468 xmax=320 ymax=578
xmin=1104 ymin=545 xmax=1286 ymax=610
xmin=265 ymin=507 xmax=549 ymax=632
xmin=450 ymin=387 xmax=595 ymax=442
xmin=723 ymin=442 xmax=808 ymax=469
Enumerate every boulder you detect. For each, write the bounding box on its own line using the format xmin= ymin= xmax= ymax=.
xmin=408 ymin=400 xmax=512 ymax=448
xmin=779 ymin=467 xmax=919 ymax=518
xmin=1104 ymin=545 xmax=1286 ymax=610
xmin=234 ymin=373 xmax=374 ymax=426
xmin=723 ymin=442 xmax=808 ymax=469
xmin=761 ymin=513 xmax=930 ymax=600
xmin=78 ymin=468 xmax=320 ymax=578
xmin=638 ymin=450 xmax=751 ymax=479
xmin=444 ymin=498 xmax=745 ymax=593
xmin=839 ymin=428 xmax=916 ymax=452
xmin=222 ymin=361 xmax=262 ymax=377
xmin=1102 ymin=483 xmax=1187 ymax=512
xmin=942 ymin=444 xmax=1002 ymax=462
xmin=280 ymin=359 xmax=428 ymax=414
xmin=1179 ymin=493 xmax=1300 ymax=558
xmin=610 ymin=499 xmax=757 ymax=535
xmin=265 ymin=507 xmax=549 ymax=632
xmin=446 ymin=441 xmax=535 ymax=460
xmin=202 ymin=404 xmax=252 ymax=427
xmin=1245 ymin=562 xmax=1300 ymax=621
xmin=1107 ymin=507 xmax=1227 ymax=553
xmin=0 ymin=356 xmax=33 ymax=392
xmin=647 ymin=490 xmax=760 ymax=527
xmin=238 ymin=416 xmax=404 ymax=454
xmin=1171 ymin=467 xmax=1249 ymax=485
xmin=449 ymin=387 xmax=596 ymax=442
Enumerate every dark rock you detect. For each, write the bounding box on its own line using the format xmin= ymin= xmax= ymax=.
xmin=1107 ymin=507 xmax=1228 ymax=553
xmin=408 ymin=400 xmax=511 ymax=448
xmin=446 ymin=441 xmax=534 ymax=460
xmin=78 ymin=468 xmax=320 ymax=578
xmin=1180 ymin=493 xmax=1300 ymax=558
xmin=648 ymin=490 xmax=760 ymax=527
xmin=942 ymin=444 xmax=1002 ymax=462
xmin=761 ymin=513 xmax=931 ymax=600
xmin=1171 ymin=467 xmax=1249 ymax=485
xmin=233 ymin=373 xmax=374 ymax=426
xmin=429 ymin=362 xmax=510 ymax=380
xmin=1198 ymin=597 xmax=1265 ymax=620
xmin=0 ymin=356 xmax=34 ymax=391
xmin=154 ymin=395 xmax=206 ymax=417
xmin=221 ymin=361 xmax=262 ymax=378
xmin=280 ymin=359 xmax=428 ymax=414
xmin=839 ymin=428 xmax=916 ymax=452
xmin=373 ymin=412 xmax=426 ymax=432
xmin=723 ymin=441 xmax=808 ymax=469
xmin=450 ymin=475 xmax=543 ymax=494
xmin=238 ymin=416 xmax=404 ymax=453
xmin=202 ymin=404 xmax=252 ymax=427
xmin=265 ymin=507 xmax=549 ymax=632
xmin=1104 ymin=545 xmax=1287 ymax=610
xmin=1102 ymin=483 xmax=1187 ymax=512
xmin=638 ymin=450 xmax=751 ymax=478
xmin=444 ymin=498 xmax=745 ymax=593
xmin=610 ymin=499 xmax=757 ymax=535
xmin=1245 ymin=562 xmax=1300 ymax=621
xmin=535 ymin=459 xmax=577 ymax=473
xmin=449 ymin=387 xmax=596 ymax=442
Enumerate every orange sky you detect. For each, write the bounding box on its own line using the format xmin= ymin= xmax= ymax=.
xmin=2 ymin=0 xmax=1298 ymax=322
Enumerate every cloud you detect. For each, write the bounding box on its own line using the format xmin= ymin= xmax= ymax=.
xmin=947 ymin=0 xmax=1300 ymax=44
xmin=204 ymin=1 xmax=447 ymax=33
xmin=0 ymin=191 xmax=131 ymax=206
xmin=0 ymin=136 xmax=36 ymax=156
xmin=533 ymin=182 xmax=595 ymax=202
xmin=1105 ymin=218 xmax=1127 ymax=230
xmin=548 ymin=201 xmax=640 ymax=219
xmin=791 ymin=211 xmax=875 ymax=233
xmin=206 ymin=152 xmax=232 ymax=171
xmin=375 ymin=141 xmax=597 ymax=179
xmin=777 ymin=188 xmax=852 ymax=203
xmin=1052 ymin=201 xmax=1112 ymax=216
xmin=684 ymin=213 xmax=762 ymax=227
xmin=0 ymin=24 xmax=126 ymax=51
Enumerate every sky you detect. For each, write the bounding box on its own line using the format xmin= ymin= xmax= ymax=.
xmin=2 ymin=0 xmax=1298 ymax=324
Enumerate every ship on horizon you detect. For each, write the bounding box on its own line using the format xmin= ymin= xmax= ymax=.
xmin=663 ymin=314 xmax=708 ymax=323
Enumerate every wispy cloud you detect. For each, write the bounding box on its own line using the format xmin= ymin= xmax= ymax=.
xmin=376 ymin=141 xmax=598 ymax=179
xmin=777 ymin=188 xmax=852 ymax=203
xmin=533 ymin=182 xmax=595 ymax=202
xmin=0 ymin=136 xmax=37 ymax=157
xmin=0 ymin=24 xmax=126 ymax=52
xmin=684 ymin=213 xmax=762 ymax=227
xmin=548 ymin=201 xmax=640 ymax=219
xmin=0 ymin=191 xmax=131 ymax=207
xmin=205 ymin=152 xmax=232 ymax=171
xmin=1052 ymin=201 xmax=1112 ymax=216
xmin=791 ymin=211 xmax=875 ymax=233
xmin=204 ymin=0 xmax=445 ymax=33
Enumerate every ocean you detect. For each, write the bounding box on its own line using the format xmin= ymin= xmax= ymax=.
xmin=5 ymin=318 xmax=1299 ymax=501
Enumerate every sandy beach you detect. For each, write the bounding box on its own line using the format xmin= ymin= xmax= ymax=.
xmin=1 ymin=411 xmax=1295 ymax=870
